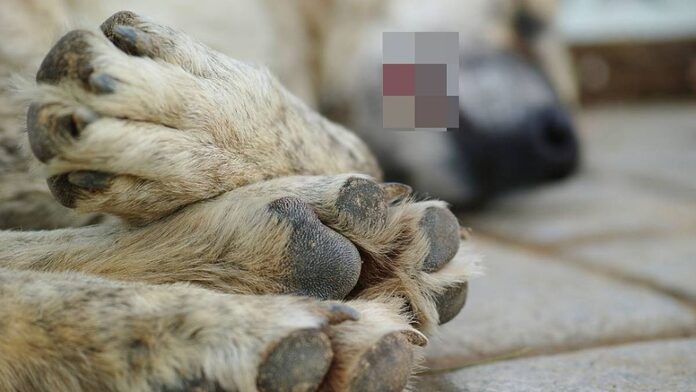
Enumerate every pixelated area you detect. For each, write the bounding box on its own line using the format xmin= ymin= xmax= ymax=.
xmin=382 ymin=32 xmax=459 ymax=130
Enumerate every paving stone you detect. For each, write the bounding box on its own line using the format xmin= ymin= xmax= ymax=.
xmin=464 ymin=172 xmax=696 ymax=246
xmin=579 ymin=103 xmax=696 ymax=196
xmin=424 ymin=239 xmax=696 ymax=371
xmin=417 ymin=338 xmax=696 ymax=392
xmin=562 ymin=232 xmax=696 ymax=303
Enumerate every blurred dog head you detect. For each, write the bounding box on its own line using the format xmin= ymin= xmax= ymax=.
xmin=317 ymin=0 xmax=580 ymax=207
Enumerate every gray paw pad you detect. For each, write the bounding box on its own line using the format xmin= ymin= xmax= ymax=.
xmin=67 ymin=171 xmax=113 ymax=190
xmin=420 ymin=206 xmax=460 ymax=273
xmin=268 ymin=197 xmax=361 ymax=300
xmin=347 ymin=332 xmax=413 ymax=392
xmin=335 ymin=177 xmax=387 ymax=229
xmin=257 ymin=329 xmax=332 ymax=392
xmin=26 ymin=104 xmax=65 ymax=163
xmin=46 ymin=174 xmax=79 ymax=208
xmin=36 ymin=30 xmax=113 ymax=94
xmin=434 ymin=281 xmax=468 ymax=325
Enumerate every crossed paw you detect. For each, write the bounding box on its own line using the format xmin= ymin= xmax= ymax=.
xmin=22 ymin=11 xmax=477 ymax=391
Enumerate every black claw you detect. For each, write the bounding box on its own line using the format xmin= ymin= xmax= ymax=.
xmin=110 ymin=25 xmax=151 ymax=56
xmin=257 ymin=329 xmax=332 ymax=392
xmin=435 ymin=281 xmax=468 ymax=325
xmin=88 ymin=73 xmax=116 ymax=94
xmin=67 ymin=171 xmax=113 ymax=190
xmin=420 ymin=207 xmax=461 ymax=273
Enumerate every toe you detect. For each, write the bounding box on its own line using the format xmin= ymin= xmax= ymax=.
xmin=36 ymin=30 xmax=95 ymax=87
xmin=335 ymin=177 xmax=388 ymax=230
xmin=434 ymin=281 xmax=468 ymax=325
xmin=26 ymin=105 xmax=98 ymax=163
xmin=27 ymin=104 xmax=64 ymax=163
xmin=100 ymin=11 xmax=141 ymax=35
xmin=269 ymin=197 xmax=361 ymax=300
xmin=257 ymin=329 xmax=332 ymax=392
xmin=420 ymin=206 xmax=460 ymax=273
xmin=346 ymin=332 xmax=414 ymax=392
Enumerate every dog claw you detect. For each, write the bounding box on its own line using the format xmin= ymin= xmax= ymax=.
xmin=381 ymin=182 xmax=412 ymax=203
xmin=111 ymin=25 xmax=154 ymax=56
xmin=67 ymin=171 xmax=113 ymax=190
xmin=322 ymin=302 xmax=361 ymax=324
xmin=88 ymin=73 xmax=116 ymax=94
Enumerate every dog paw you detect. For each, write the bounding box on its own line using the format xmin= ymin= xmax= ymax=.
xmin=195 ymin=174 xmax=477 ymax=332
xmin=277 ymin=175 xmax=475 ymax=332
xmin=27 ymin=12 xmax=377 ymax=223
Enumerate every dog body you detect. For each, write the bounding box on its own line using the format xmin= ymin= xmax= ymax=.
xmin=0 ymin=5 xmax=480 ymax=390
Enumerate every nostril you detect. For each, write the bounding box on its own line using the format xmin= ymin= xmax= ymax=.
xmin=534 ymin=109 xmax=576 ymax=153
xmin=542 ymin=123 xmax=570 ymax=149
xmin=532 ymin=108 xmax=579 ymax=179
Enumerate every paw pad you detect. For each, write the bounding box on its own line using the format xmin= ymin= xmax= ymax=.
xmin=335 ymin=177 xmax=388 ymax=229
xmin=67 ymin=171 xmax=113 ymax=190
xmin=420 ymin=207 xmax=460 ymax=273
xmin=434 ymin=281 xmax=468 ymax=325
xmin=26 ymin=105 xmax=97 ymax=163
xmin=269 ymin=197 xmax=361 ymax=300
xmin=36 ymin=30 xmax=93 ymax=85
xmin=346 ymin=332 xmax=414 ymax=392
xmin=257 ymin=329 xmax=332 ymax=392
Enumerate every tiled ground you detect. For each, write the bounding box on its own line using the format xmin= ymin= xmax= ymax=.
xmin=420 ymin=103 xmax=696 ymax=391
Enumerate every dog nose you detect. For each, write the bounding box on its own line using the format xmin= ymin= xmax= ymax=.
xmin=451 ymin=103 xmax=580 ymax=204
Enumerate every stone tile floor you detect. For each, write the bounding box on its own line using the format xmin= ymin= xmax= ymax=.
xmin=419 ymin=103 xmax=696 ymax=391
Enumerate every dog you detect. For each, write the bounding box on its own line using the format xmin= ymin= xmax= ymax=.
xmin=0 ymin=9 xmax=479 ymax=391
xmin=0 ymin=0 xmax=578 ymax=229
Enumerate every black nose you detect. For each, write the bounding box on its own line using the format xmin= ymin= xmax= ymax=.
xmin=452 ymin=104 xmax=580 ymax=204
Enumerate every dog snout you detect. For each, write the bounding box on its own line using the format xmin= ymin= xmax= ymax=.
xmin=452 ymin=102 xmax=579 ymax=203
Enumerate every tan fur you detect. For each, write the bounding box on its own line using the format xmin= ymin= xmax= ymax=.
xmin=0 ymin=5 xmax=483 ymax=391
xmin=0 ymin=268 xmax=373 ymax=391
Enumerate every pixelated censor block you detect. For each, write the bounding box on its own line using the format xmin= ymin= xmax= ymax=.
xmin=383 ymin=32 xmax=459 ymax=131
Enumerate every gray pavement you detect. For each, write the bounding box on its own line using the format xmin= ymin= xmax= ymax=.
xmin=421 ymin=103 xmax=696 ymax=391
